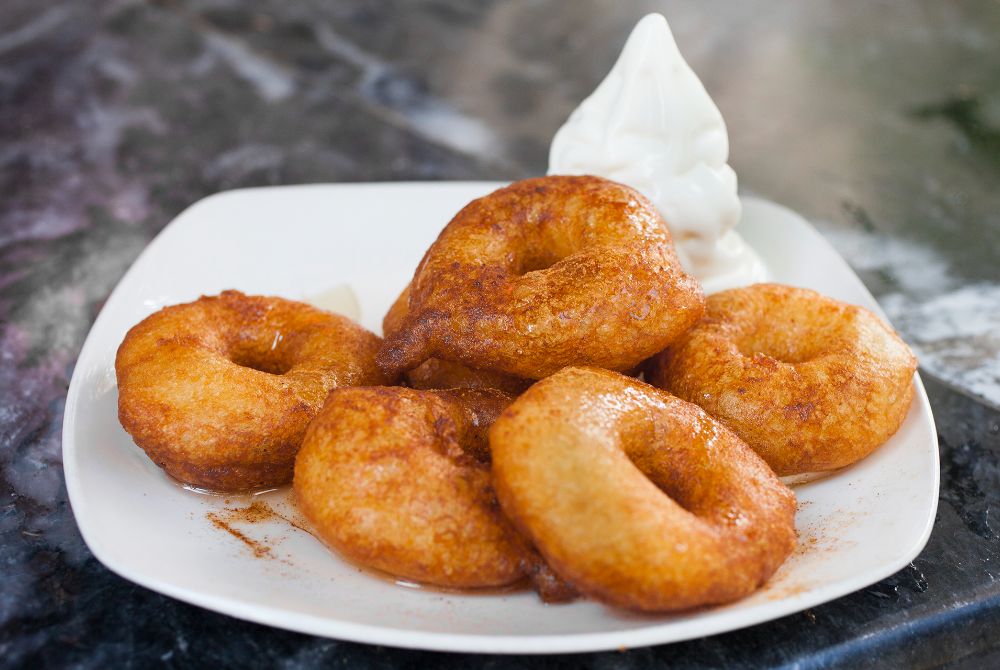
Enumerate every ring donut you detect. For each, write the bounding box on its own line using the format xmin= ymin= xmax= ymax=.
xmin=490 ymin=367 xmax=796 ymax=612
xmin=294 ymin=386 xmax=533 ymax=589
xmin=115 ymin=290 xmax=390 ymax=491
xmin=383 ymin=285 xmax=531 ymax=394
xmin=377 ymin=175 xmax=705 ymax=380
xmin=295 ymin=386 xmax=577 ymax=599
xmin=645 ymin=283 xmax=917 ymax=477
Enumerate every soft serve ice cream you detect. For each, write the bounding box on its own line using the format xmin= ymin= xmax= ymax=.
xmin=548 ymin=13 xmax=765 ymax=293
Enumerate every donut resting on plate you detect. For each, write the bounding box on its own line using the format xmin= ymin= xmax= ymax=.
xmin=645 ymin=283 xmax=917 ymax=476
xmin=295 ymin=386 xmax=573 ymax=593
xmin=490 ymin=367 xmax=797 ymax=612
xmin=115 ymin=290 xmax=390 ymax=491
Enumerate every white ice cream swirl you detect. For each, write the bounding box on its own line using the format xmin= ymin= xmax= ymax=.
xmin=548 ymin=13 xmax=765 ymax=293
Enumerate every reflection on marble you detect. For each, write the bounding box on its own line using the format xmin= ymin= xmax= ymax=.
xmin=2 ymin=0 xmax=1000 ymax=666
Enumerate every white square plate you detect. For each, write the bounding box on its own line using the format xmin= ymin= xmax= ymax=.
xmin=63 ymin=183 xmax=939 ymax=654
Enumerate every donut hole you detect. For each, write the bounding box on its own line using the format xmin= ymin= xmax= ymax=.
xmin=517 ymin=247 xmax=569 ymax=275
xmin=735 ymin=332 xmax=826 ymax=364
xmin=622 ymin=423 xmax=704 ymax=512
xmin=623 ymin=417 xmax=747 ymax=524
xmin=229 ymin=345 xmax=295 ymax=375
xmin=514 ymin=226 xmax=583 ymax=276
xmin=733 ymin=310 xmax=842 ymax=364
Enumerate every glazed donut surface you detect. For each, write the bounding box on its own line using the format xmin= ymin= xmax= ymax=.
xmin=383 ymin=285 xmax=531 ymax=394
xmin=115 ymin=290 xmax=390 ymax=491
xmin=377 ymin=175 xmax=705 ymax=380
xmin=294 ymin=386 xmax=531 ymax=589
xmin=490 ymin=367 xmax=797 ymax=612
xmin=646 ymin=283 xmax=917 ymax=476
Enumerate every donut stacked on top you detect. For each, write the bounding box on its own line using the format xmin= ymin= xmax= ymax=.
xmin=115 ymin=175 xmax=916 ymax=612
xmin=377 ymin=176 xmax=706 ymax=380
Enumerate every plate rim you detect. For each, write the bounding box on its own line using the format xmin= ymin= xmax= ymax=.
xmin=62 ymin=182 xmax=940 ymax=654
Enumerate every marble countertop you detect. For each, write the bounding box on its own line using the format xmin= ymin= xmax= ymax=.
xmin=2 ymin=1 xmax=999 ymax=667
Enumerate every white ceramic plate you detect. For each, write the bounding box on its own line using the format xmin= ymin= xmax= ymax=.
xmin=63 ymin=183 xmax=939 ymax=654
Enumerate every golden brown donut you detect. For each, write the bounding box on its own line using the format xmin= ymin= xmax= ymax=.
xmin=383 ymin=285 xmax=531 ymax=394
xmin=645 ymin=283 xmax=917 ymax=476
xmin=116 ymin=290 xmax=390 ymax=492
xmin=293 ymin=386 xmax=531 ymax=589
xmin=490 ymin=367 xmax=796 ymax=613
xmin=377 ymin=175 xmax=705 ymax=380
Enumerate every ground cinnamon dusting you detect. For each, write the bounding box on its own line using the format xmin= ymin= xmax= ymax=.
xmin=204 ymin=497 xmax=319 ymax=562
xmin=229 ymin=501 xmax=273 ymax=523
xmin=232 ymin=500 xmax=316 ymax=537
xmin=206 ymin=511 xmax=274 ymax=559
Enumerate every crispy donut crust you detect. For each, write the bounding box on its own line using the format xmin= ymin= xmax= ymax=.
xmin=377 ymin=176 xmax=705 ymax=380
xmin=115 ymin=290 xmax=391 ymax=492
xmin=490 ymin=367 xmax=797 ymax=613
xmin=645 ymin=283 xmax=918 ymax=476
xmin=383 ymin=285 xmax=531 ymax=394
xmin=293 ymin=387 xmax=531 ymax=588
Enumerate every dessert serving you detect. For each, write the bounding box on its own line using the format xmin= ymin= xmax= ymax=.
xmin=112 ymin=166 xmax=915 ymax=611
xmin=77 ymin=10 xmax=930 ymax=645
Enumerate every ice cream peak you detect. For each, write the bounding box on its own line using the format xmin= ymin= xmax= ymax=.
xmin=548 ymin=13 xmax=765 ymax=293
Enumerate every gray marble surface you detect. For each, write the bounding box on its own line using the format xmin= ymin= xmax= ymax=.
xmin=2 ymin=1 xmax=1000 ymax=668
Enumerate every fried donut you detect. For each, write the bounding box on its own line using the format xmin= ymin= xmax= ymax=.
xmin=646 ymin=283 xmax=917 ymax=477
xmin=383 ymin=285 xmax=531 ymax=394
xmin=293 ymin=387 xmax=530 ymax=589
xmin=116 ymin=290 xmax=390 ymax=491
xmin=490 ymin=367 xmax=796 ymax=612
xmin=377 ymin=175 xmax=705 ymax=380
